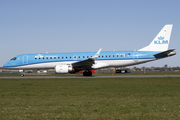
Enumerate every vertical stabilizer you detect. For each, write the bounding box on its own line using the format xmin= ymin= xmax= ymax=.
xmin=139 ymin=24 xmax=173 ymax=51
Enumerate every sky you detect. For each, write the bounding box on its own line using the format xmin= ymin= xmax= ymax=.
xmin=0 ymin=0 xmax=180 ymax=68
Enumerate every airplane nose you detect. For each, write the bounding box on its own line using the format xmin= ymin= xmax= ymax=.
xmin=3 ymin=62 xmax=9 ymax=67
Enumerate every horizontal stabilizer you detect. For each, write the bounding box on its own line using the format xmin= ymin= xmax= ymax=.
xmin=154 ymin=49 xmax=175 ymax=56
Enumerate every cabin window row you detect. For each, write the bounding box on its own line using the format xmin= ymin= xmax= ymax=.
xmin=98 ymin=54 xmax=130 ymax=58
xmin=34 ymin=54 xmax=130 ymax=60
xmin=35 ymin=56 xmax=92 ymax=60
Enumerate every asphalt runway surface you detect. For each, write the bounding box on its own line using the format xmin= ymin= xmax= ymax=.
xmin=0 ymin=75 xmax=180 ymax=79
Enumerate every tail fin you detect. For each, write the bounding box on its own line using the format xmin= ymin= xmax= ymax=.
xmin=139 ymin=24 xmax=173 ymax=51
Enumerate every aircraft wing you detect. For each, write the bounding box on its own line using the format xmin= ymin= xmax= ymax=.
xmin=154 ymin=49 xmax=175 ymax=56
xmin=72 ymin=48 xmax=102 ymax=70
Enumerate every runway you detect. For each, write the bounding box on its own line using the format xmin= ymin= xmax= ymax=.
xmin=0 ymin=75 xmax=180 ymax=79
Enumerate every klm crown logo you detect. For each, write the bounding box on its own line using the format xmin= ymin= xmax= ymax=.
xmin=154 ymin=36 xmax=168 ymax=44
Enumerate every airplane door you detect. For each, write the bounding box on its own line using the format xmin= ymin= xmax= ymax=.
xmin=23 ymin=55 xmax=28 ymax=65
xmin=133 ymin=51 xmax=138 ymax=62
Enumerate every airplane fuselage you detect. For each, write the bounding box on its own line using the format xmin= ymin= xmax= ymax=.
xmin=3 ymin=50 xmax=174 ymax=70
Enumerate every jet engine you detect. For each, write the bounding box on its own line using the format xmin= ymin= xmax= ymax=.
xmin=55 ymin=65 xmax=74 ymax=73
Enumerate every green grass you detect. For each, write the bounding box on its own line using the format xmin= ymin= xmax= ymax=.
xmin=0 ymin=78 xmax=180 ymax=119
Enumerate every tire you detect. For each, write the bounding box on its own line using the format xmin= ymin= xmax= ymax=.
xmin=88 ymin=71 xmax=92 ymax=76
xmin=20 ymin=74 xmax=24 ymax=77
xmin=83 ymin=71 xmax=92 ymax=76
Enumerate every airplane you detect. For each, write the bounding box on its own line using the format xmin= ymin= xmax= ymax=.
xmin=3 ymin=24 xmax=176 ymax=76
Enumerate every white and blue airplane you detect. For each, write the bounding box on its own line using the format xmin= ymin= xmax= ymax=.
xmin=3 ymin=24 xmax=176 ymax=76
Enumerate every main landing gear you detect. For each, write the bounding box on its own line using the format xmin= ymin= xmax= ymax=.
xmin=83 ymin=70 xmax=92 ymax=76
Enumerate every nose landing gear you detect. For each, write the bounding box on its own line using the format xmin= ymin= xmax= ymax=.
xmin=20 ymin=73 xmax=24 ymax=77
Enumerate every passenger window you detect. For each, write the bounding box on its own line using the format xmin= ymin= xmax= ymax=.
xmin=35 ymin=58 xmax=37 ymax=60
xmin=106 ymin=55 xmax=107 ymax=57
xmin=54 ymin=57 xmax=56 ymax=59
xmin=83 ymin=56 xmax=85 ymax=58
xmin=43 ymin=57 xmax=44 ymax=59
xmin=113 ymin=55 xmax=115 ymax=57
xmin=98 ymin=56 xmax=100 ymax=58
xmin=70 ymin=57 xmax=71 ymax=59
xmin=117 ymin=55 xmax=118 ymax=57
xmin=46 ymin=57 xmax=48 ymax=59
xmin=39 ymin=58 xmax=40 ymax=59
xmin=50 ymin=57 xmax=52 ymax=59
xmin=58 ymin=57 xmax=60 ymax=59
xmin=102 ymin=56 xmax=104 ymax=58
xmin=121 ymin=55 xmax=123 ymax=57
xmin=79 ymin=56 xmax=80 ymax=58
xmin=109 ymin=55 xmax=111 ymax=57
xmin=87 ymin=56 xmax=89 ymax=58
xmin=62 ymin=57 xmax=64 ymax=59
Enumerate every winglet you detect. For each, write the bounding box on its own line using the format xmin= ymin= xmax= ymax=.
xmin=91 ymin=48 xmax=102 ymax=60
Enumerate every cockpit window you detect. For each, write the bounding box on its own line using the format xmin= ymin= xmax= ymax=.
xmin=11 ymin=57 xmax=17 ymax=60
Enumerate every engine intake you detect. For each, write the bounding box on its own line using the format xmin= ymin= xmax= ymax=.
xmin=55 ymin=65 xmax=74 ymax=74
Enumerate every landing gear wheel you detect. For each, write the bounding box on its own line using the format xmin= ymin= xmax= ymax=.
xmin=83 ymin=71 xmax=92 ymax=76
xmin=20 ymin=74 xmax=24 ymax=77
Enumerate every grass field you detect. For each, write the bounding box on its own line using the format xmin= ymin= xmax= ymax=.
xmin=0 ymin=78 xmax=180 ymax=119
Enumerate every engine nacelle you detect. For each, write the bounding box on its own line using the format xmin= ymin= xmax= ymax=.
xmin=55 ymin=65 xmax=74 ymax=74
